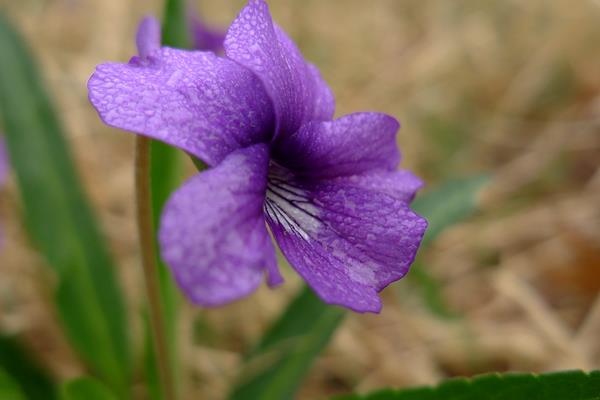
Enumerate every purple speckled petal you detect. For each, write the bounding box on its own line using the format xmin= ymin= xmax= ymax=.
xmin=274 ymin=113 xmax=400 ymax=179
xmin=306 ymin=62 xmax=335 ymax=122
xmin=159 ymin=144 xmax=282 ymax=307
xmin=332 ymin=170 xmax=424 ymax=204
xmin=265 ymin=167 xmax=427 ymax=313
xmin=224 ymin=0 xmax=335 ymax=138
xmin=273 ymin=25 xmax=335 ymax=122
xmin=190 ymin=15 xmax=226 ymax=53
xmin=88 ymin=45 xmax=274 ymax=166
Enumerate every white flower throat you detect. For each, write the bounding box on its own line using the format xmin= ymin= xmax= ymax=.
xmin=263 ymin=163 xmax=321 ymax=240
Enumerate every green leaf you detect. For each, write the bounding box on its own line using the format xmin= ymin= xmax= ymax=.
xmin=229 ymin=286 xmax=345 ymax=400
xmin=411 ymin=175 xmax=490 ymax=247
xmin=0 ymin=369 xmax=27 ymax=400
xmin=333 ymin=370 xmax=600 ymax=400
xmin=0 ymin=335 xmax=57 ymax=400
xmin=60 ymin=378 xmax=117 ymax=400
xmin=142 ymin=1 xmax=192 ymax=399
xmin=0 ymin=13 xmax=130 ymax=395
xmin=408 ymin=175 xmax=490 ymax=318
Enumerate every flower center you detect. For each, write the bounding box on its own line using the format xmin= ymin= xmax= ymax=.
xmin=263 ymin=163 xmax=322 ymax=240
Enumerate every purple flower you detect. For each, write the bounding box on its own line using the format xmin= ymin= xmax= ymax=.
xmin=88 ymin=0 xmax=427 ymax=313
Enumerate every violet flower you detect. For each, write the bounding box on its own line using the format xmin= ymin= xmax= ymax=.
xmin=88 ymin=0 xmax=427 ymax=313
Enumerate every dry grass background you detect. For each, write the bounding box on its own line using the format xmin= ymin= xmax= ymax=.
xmin=1 ymin=0 xmax=600 ymax=399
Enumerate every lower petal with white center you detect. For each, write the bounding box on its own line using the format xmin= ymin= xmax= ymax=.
xmin=265 ymin=168 xmax=427 ymax=313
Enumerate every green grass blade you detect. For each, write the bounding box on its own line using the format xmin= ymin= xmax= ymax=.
xmin=229 ymin=286 xmax=345 ymax=400
xmin=333 ymin=370 xmax=600 ymax=400
xmin=0 ymin=13 xmax=130 ymax=395
xmin=0 ymin=369 xmax=27 ymax=400
xmin=60 ymin=378 xmax=117 ymax=400
xmin=0 ymin=335 xmax=57 ymax=400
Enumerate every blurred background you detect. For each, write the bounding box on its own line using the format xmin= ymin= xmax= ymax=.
xmin=1 ymin=0 xmax=599 ymax=399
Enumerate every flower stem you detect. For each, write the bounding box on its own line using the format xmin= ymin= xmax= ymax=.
xmin=135 ymin=136 xmax=177 ymax=400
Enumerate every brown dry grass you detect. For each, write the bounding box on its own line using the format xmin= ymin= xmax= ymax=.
xmin=1 ymin=0 xmax=599 ymax=399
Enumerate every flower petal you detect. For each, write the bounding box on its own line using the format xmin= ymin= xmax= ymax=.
xmin=224 ymin=0 xmax=335 ymax=138
xmin=265 ymin=167 xmax=427 ymax=313
xmin=306 ymin=62 xmax=336 ymax=122
xmin=273 ymin=25 xmax=335 ymax=122
xmin=274 ymin=112 xmax=401 ymax=179
xmin=159 ymin=144 xmax=282 ymax=307
xmin=332 ymin=170 xmax=424 ymax=204
xmin=88 ymin=48 xmax=274 ymax=166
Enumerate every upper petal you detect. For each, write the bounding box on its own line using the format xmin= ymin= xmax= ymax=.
xmin=159 ymin=144 xmax=282 ymax=307
xmin=274 ymin=112 xmax=401 ymax=179
xmin=332 ymin=170 xmax=424 ymax=204
xmin=265 ymin=166 xmax=427 ymax=313
xmin=273 ymin=25 xmax=335 ymax=122
xmin=88 ymin=47 xmax=274 ymax=167
xmin=306 ymin=62 xmax=335 ymax=122
xmin=224 ymin=0 xmax=335 ymax=138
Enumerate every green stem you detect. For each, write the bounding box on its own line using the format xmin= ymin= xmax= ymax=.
xmin=135 ymin=136 xmax=177 ymax=400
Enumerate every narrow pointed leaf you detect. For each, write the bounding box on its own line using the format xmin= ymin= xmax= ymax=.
xmin=333 ymin=370 xmax=600 ymax=400
xmin=0 ymin=13 xmax=130 ymax=394
xmin=0 ymin=369 xmax=27 ymax=400
xmin=60 ymin=378 xmax=117 ymax=400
